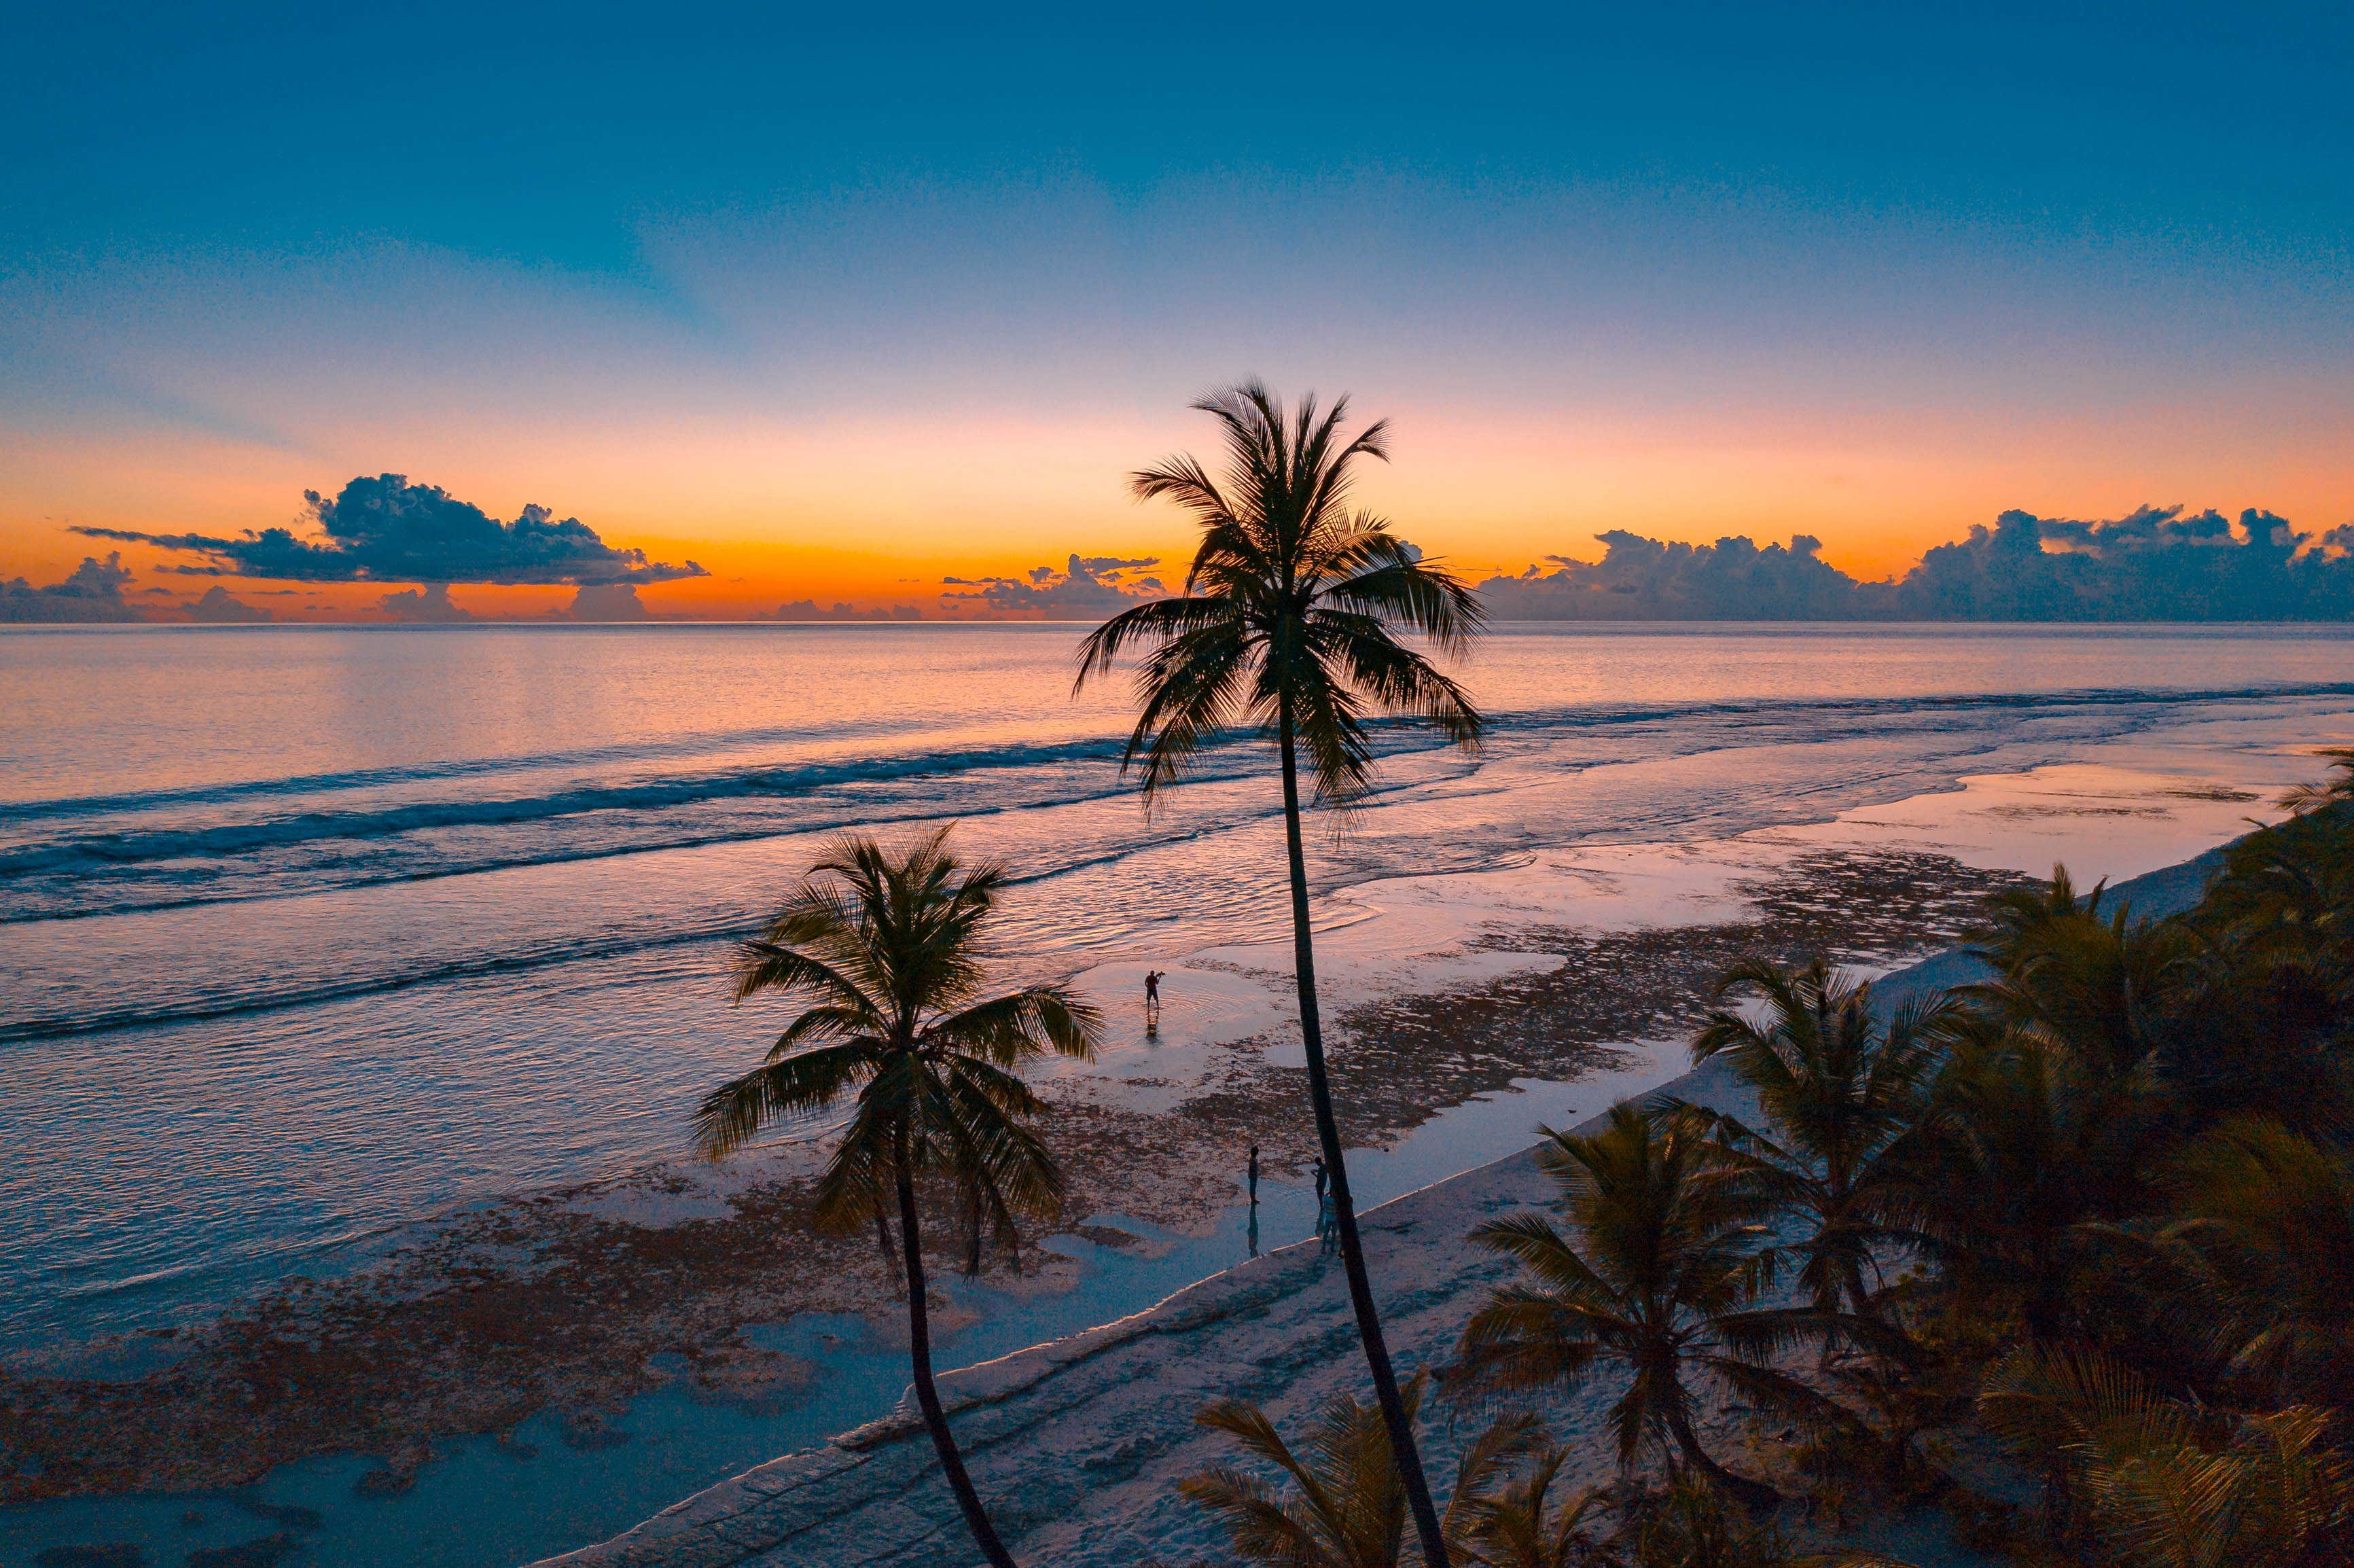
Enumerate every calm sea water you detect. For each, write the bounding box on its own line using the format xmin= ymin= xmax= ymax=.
xmin=5 ymin=621 xmax=2353 ymax=1361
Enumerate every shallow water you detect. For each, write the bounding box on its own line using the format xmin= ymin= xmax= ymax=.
xmin=7 ymin=622 xmax=2352 ymax=1359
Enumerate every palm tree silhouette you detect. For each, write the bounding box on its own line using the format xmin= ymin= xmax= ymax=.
xmin=1076 ymin=379 xmax=1484 ymax=1567
xmin=1684 ymin=957 xmax=1957 ymax=1326
xmin=1452 ymin=1105 xmax=1815 ymax=1510
xmin=1180 ymin=1374 xmax=1544 ymax=1568
xmin=694 ymin=827 xmax=1100 ymax=1568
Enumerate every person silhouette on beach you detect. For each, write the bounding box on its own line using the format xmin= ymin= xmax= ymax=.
xmin=1247 ymin=1143 xmax=1260 ymax=1206
xmin=1312 ymin=1156 xmax=1331 ymax=1245
xmin=1143 ymin=968 xmax=1162 ymax=1020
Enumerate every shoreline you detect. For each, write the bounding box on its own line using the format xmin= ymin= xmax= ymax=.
xmin=1 ymin=755 xmax=2298 ymax=1567
xmin=533 ymin=844 xmax=2230 ymax=1568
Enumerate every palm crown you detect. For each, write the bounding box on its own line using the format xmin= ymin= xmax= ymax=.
xmin=1181 ymin=1374 xmax=1545 ymax=1568
xmin=1686 ymin=957 xmax=1957 ymax=1323
xmin=1074 ymin=378 xmax=1484 ymax=810
xmin=694 ymin=827 xmax=1099 ymax=1230
xmin=1453 ymin=1105 xmax=1808 ymax=1505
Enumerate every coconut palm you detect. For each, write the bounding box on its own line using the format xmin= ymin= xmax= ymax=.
xmin=1452 ymin=1446 xmax=1609 ymax=1568
xmin=1452 ymin=1105 xmax=1819 ymax=1510
xmin=2275 ymin=747 xmax=2354 ymax=817
xmin=1684 ymin=957 xmax=1956 ymax=1328
xmin=693 ymin=827 xmax=1101 ymax=1568
xmin=1077 ymin=379 xmax=1484 ymax=1564
xmin=1964 ymin=866 xmax=2194 ymax=1084
xmin=2152 ymin=1116 xmax=2354 ymax=1406
xmin=1181 ymin=1374 xmax=1544 ymax=1568
xmin=1980 ymin=1344 xmax=2354 ymax=1568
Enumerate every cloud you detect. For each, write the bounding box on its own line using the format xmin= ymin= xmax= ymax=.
xmin=1474 ymin=506 xmax=2354 ymax=622
xmin=558 ymin=583 xmax=652 ymax=621
xmin=186 ymin=585 xmax=273 ymax=623
xmin=378 ymin=584 xmax=475 ymax=622
xmin=71 ymin=474 xmax=707 ymax=586
xmin=774 ymin=599 xmax=924 ymax=621
xmin=0 ymin=552 xmax=146 ymax=623
xmin=940 ymin=552 xmax=1164 ymax=619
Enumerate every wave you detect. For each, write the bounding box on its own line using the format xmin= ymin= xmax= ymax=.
xmin=0 ymin=736 xmax=1142 ymax=877
xmin=7 ymin=682 xmax=2344 ymax=925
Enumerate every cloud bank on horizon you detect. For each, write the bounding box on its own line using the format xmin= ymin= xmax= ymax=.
xmin=942 ymin=554 xmax=1164 ymax=618
xmin=1478 ymin=507 xmax=2354 ymax=622
xmin=71 ymin=476 xmax=707 ymax=587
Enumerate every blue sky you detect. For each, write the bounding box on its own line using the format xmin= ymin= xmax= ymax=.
xmin=4 ymin=1 xmax=2349 ymax=613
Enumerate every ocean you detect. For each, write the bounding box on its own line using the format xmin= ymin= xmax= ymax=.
xmin=6 ymin=620 xmax=2354 ymax=1366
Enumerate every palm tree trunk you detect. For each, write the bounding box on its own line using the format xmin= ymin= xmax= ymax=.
xmin=894 ymin=1159 xmax=1018 ymax=1568
xmin=876 ymin=1203 xmax=904 ymax=1295
xmin=1669 ymin=1409 xmax=1780 ymax=1512
xmin=1277 ymin=701 xmax=1451 ymax=1568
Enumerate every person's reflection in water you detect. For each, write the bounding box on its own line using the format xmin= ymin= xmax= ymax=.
xmin=1246 ymin=1205 xmax=1260 ymax=1260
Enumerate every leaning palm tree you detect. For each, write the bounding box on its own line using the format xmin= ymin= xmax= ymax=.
xmin=1077 ymin=379 xmax=1484 ymax=1564
xmin=694 ymin=827 xmax=1100 ymax=1568
xmin=1181 ymin=1374 xmax=1544 ymax=1568
xmin=1452 ymin=1104 xmax=1823 ymax=1510
xmin=1683 ymin=958 xmax=1956 ymax=1328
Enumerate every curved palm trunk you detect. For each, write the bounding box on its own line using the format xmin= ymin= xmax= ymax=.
xmin=1667 ymin=1407 xmax=1780 ymax=1512
xmin=894 ymin=1160 xmax=1019 ymax=1568
xmin=1277 ymin=705 xmax=1451 ymax=1568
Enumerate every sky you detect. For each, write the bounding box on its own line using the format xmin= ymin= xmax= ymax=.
xmin=3 ymin=1 xmax=2350 ymax=620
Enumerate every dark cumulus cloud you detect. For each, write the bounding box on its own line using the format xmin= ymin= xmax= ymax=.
xmin=558 ymin=584 xmax=653 ymax=622
xmin=71 ymin=474 xmax=707 ymax=587
xmin=942 ymin=553 xmax=1163 ymax=619
xmin=1476 ymin=507 xmax=2354 ymax=622
xmin=0 ymin=552 xmax=145 ymax=623
xmin=378 ymin=584 xmax=476 ymax=622
xmin=186 ymin=586 xmax=273 ymax=623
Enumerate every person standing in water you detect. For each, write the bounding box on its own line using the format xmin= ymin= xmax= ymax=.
xmin=1143 ymin=969 xmax=1162 ymax=1026
xmin=1247 ymin=1143 xmax=1260 ymax=1205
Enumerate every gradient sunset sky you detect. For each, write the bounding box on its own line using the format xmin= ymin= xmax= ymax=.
xmin=5 ymin=1 xmax=2349 ymax=618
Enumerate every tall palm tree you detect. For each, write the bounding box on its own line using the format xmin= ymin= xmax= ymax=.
xmin=693 ymin=827 xmax=1101 ymax=1568
xmin=1181 ymin=1374 xmax=1545 ymax=1568
xmin=1683 ymin=958 xmax=1956 ymax=1328
xmin=1452 ymin=1105 xmax=1818 ymax=1510
xmin=1076 ymin=379 xmax=1485 ymax=1565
